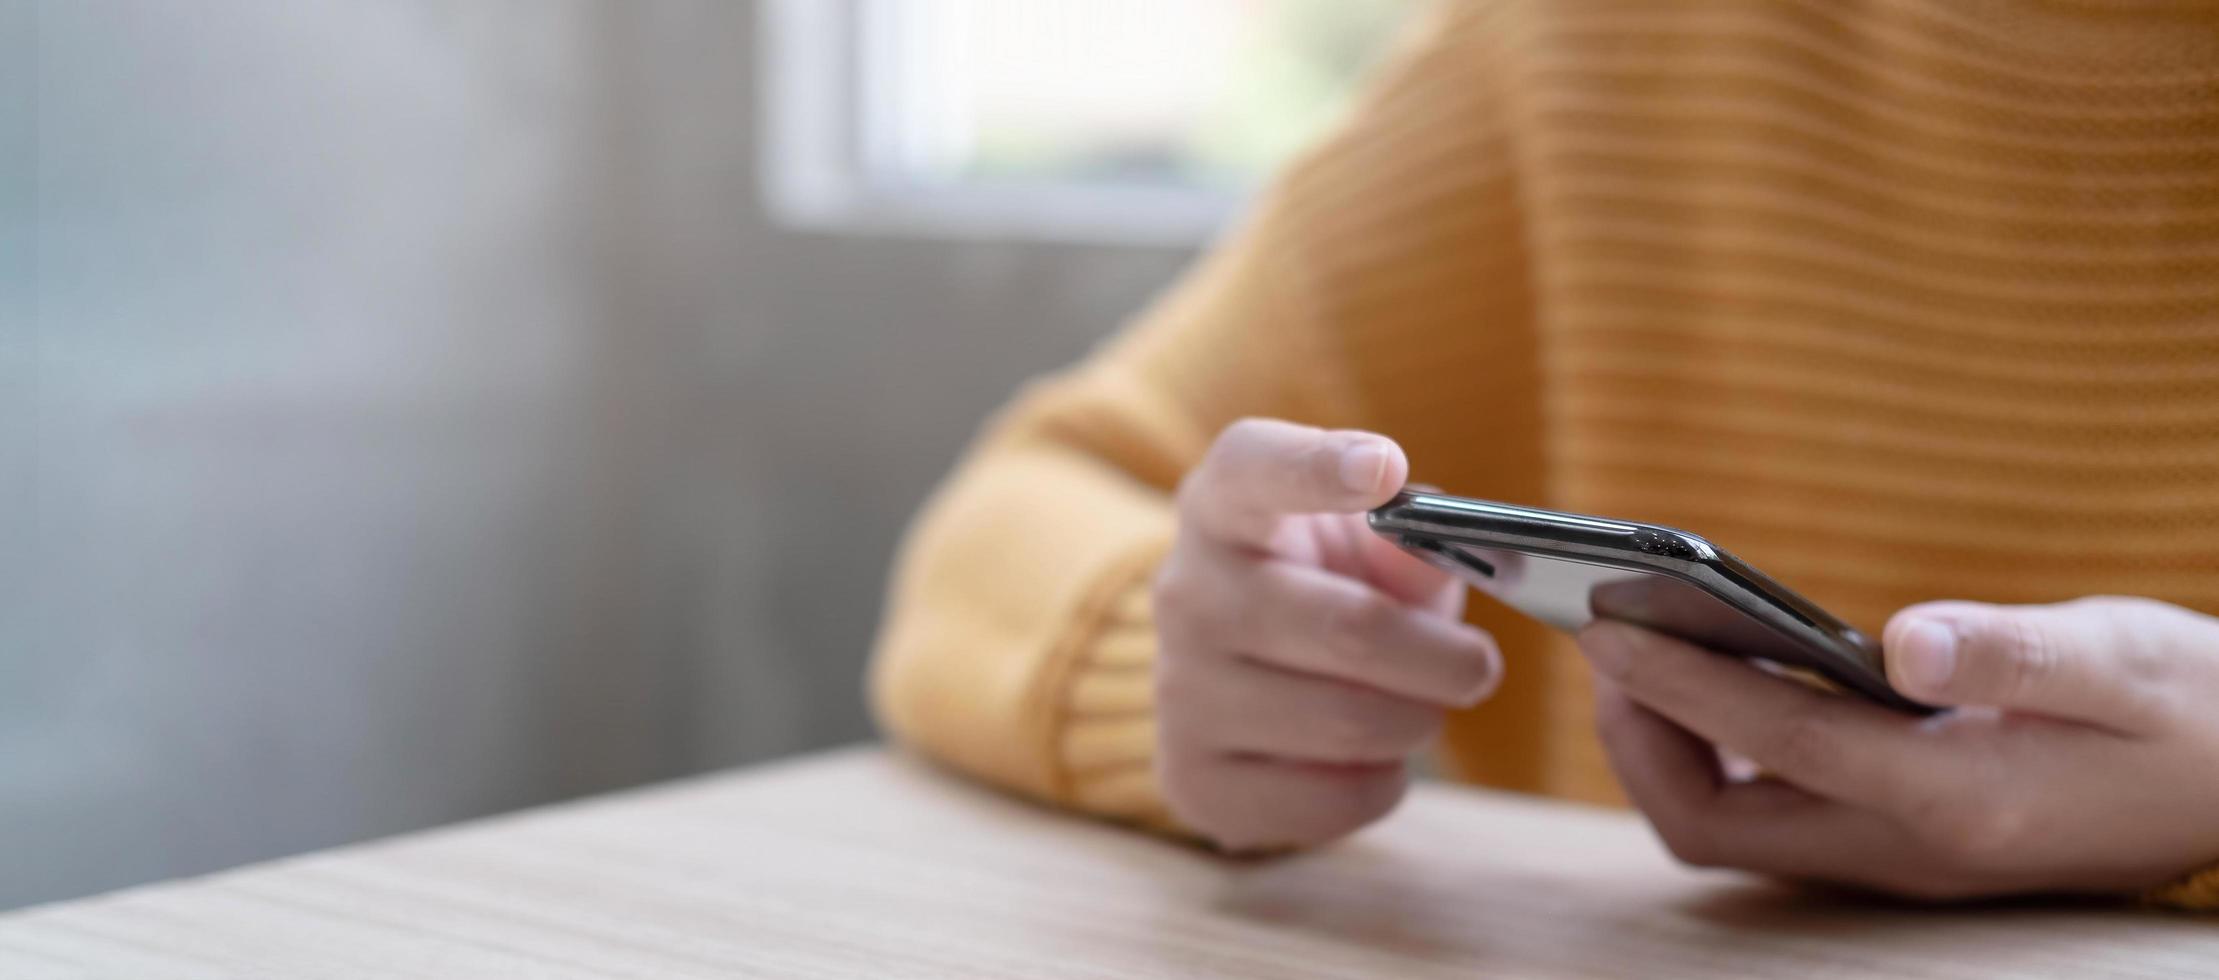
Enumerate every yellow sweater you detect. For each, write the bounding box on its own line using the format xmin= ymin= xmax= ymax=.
xmin=870 ymin=1 xmax=2219 ymax=909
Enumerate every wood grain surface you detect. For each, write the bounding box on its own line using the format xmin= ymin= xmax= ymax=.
xmin=3 ymin=746 xmax=2212 ymax=978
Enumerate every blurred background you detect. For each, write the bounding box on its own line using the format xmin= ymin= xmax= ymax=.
xmin=3 ymin=0 xmax=1410 ymax=909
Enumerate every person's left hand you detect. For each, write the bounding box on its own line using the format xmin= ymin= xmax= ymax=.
xmin=1576 ymin=596 xmax=2219 ymax=900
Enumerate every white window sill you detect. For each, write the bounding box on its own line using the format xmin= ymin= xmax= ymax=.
xmin=758 ymin=0 xmax=1241 ymax=248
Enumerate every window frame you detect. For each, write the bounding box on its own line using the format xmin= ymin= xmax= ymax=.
xmin=757 ymin=0 xmax=1242 ymax=246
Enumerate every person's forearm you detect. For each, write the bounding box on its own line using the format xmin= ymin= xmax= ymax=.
xmin=870 ymin=381 xmax=1180 ymax=816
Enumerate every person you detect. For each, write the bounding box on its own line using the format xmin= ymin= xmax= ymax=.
xmin=868 ymin=1 xmax=2219 ymax=909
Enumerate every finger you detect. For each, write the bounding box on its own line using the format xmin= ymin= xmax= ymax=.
xmin=1351 ymin=518 xmax=1465 ymax=615
xmin=1230 ymin=555 xmax=1500 ymax=707
xmin=1885 ymin=598 xmax=2191 ymax=731
xmin=1158 ymin=749 xmax=1406 ymax=851
xmin=1595 ymin=677 xmax=1800 ymax=865
xmin=1170 ymin=657 xmax=1443 ymax=765
xmin=1179 ymin=419 xmax=1408 ymax=549
xmin=1592 ymin=675 xmax=1722 ymax=804
xmin=1578 ymin=620 xmax=1948 ymax=811
xmin=1593 ymin=678 xmax=1925 ymax=889
xmin=1300 ymin=511 xmax=1460 ymax=611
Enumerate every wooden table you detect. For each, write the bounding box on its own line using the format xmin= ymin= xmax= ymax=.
xmin=3 ymin=747 xmax=2212 ymax=978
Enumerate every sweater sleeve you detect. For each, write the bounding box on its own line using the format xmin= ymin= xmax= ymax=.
xmin=867 ymin=3 xmax=1523 ymax=827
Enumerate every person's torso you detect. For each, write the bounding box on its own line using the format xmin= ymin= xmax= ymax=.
xmin=1379 ymin=1 xmax=2219 ymax=800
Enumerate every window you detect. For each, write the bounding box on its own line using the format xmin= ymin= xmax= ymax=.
xmin=761 ymin=0 xmax=1416 ymax=245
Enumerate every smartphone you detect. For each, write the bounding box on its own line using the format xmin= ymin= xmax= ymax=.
xmin=1368 ymin=489 xmax=1933 ymax=714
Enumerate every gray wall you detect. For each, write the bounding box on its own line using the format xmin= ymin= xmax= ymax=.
xmin=4 ymin=0 xmax=1194 ymax=909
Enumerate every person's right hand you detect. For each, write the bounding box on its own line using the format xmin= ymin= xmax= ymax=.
xmin=1152 ymin=418 xmax=1503 ymax=850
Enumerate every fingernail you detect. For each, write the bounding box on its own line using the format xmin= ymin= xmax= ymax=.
xmin=1898 ymin=620 xmax=1958 ymax=693
xmin=1339 ymin=441 xmax=1389 ymax=493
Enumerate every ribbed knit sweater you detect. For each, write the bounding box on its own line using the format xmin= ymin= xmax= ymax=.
xmin=869 ymin=1 xmax=2219 ymax=909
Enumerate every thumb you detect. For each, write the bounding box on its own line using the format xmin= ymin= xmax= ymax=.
xmin=1883 ymin=597 xmax=2195 ymax=730
xmin=1180 ymin=419 xmax=1409 ymax=548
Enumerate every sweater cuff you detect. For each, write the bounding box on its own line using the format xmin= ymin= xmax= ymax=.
xmin=2146 ymin=861 xmax=2219 ymax=913
xmin=1043 ymin=536 xmax=1187 ymax=834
